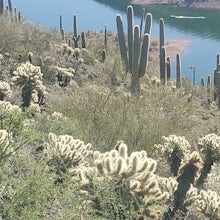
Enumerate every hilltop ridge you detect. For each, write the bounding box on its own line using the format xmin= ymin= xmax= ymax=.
xmin=130 ymin=0 xmax=220 ymax=9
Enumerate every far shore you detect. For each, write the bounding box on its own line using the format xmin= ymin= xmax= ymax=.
xmin=130 ymin=0 xmax=220 ymax=10
xmin=149 ymin=38 xmax=190 ymax=61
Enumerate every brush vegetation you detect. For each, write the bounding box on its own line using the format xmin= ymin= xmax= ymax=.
xmin=0 ymin=10 xmax=220 ymax=220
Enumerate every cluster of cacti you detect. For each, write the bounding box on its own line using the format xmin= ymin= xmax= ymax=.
xmin=116 ymin=5 xmax=151 ymax=93
xmin=0 ymin=129 xmax=13 ymax=164
xmin=159 ymin=18 xmax=182 ymax=87
xmin=11 ymin=62 xmax=46 ymax=109
xmin=155 ymin=134 xmax=220 ymax=218
xmin=47 ymin=111 xmax=67 ymax=120
xmin=54 ymin=65 xmax=75 ymax=87
xmin=76 ymin=142 xmax=181 ymax=218
xmin=0 ymin=129 xmax=10 ymax=153
xmin=196 ymin=133 xmax=220 ymax=186
xmin=155 ymin=135 xmax=192 ymax=176
xmin=44 ymin=132 xmax=93 ymax=172
xmin=0 ymin=80 xmax=11 ymax=100
xmin=186 ymin=186 xmax=220 ymax=219
xmin=42 ymin=131 xmax=220 ymax=219
xmin=0 ymin=100 xmax=21 ymax=113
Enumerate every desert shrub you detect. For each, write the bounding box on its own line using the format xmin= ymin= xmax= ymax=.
xmin=49 ymin=83 xmax=202 ymax=153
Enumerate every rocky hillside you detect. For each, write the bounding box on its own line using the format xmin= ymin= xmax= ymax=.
xmin=130 ymin=0 xmax=220 ymax=9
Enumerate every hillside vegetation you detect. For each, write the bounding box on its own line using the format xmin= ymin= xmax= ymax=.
xmin=130 ymin=0 xmax=220 ymax=9
xmin=0 ymin=5 xmax=220 ymax=220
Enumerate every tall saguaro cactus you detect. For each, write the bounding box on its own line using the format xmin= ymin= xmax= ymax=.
xmin=160 ymin=46 xmax=166 ymax=84
xmin=8 ymin=0 xmax=12 ymax=12
xmin=127 ymin=6 xmax=134 ymax=73
xmin=176 ymin=53 xmax=182 ymax=88
xmin=214 ymin=53 xmax=220 ymax=101
xmin=116 ymin=5 xmax=151 ymax=94
xmin=73 ymin=14 xmax=80 ymax=48
xmin=0 ymin=0 xmax=4 ymax=14
xmin=159 ymin=18 xmax=165 ymax=83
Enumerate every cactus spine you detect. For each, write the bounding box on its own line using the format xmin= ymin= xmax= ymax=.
xmin=116 ymin=5 xmax=151 ymax=93
xmin=176 ymin=53 xmax=182 ymax=88
xmin=73 ymin=14 xmax=80 ymax=48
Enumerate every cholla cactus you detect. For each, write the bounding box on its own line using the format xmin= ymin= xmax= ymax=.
xmin=79 ymin=142 xmax=180 ymax=219
xmin=159 ymin=177 xmax=178 ymax=200
xmin=54 ymin=65 xmax=75 ymax=87
xmin=0 ymin=129 xmax=14 ymax=165
xmin=12 ymin=62 xmax=46 ymax=108
xmin=162 ymin=151 xmax=203 ymax=219
xmin=205 ymin=163 xmax=220 ymax=192
xmin=44 ymin=133 xmax=93 ymax=172
xmin=197 ymin=133 xmax=220 ymax=186
xmin=187 ymin=186 xmax=220 ymax=219
xmin=195 ymin=189 xmax=220 ymax=219
xmin=0 ymin=100 xmax=21 ymax=112
xmin=0 ymin=81 xmax=12 ymax=100
xmin=0 ymin=101 xmax=23 ymax=136
xmin=198 ymin=133 xmax=220 ymax=160
xmin=47 ymin=111 xmax=67 ymax=120
xmin=62 ymin=43 xmax=74 ymax=56
xmin=155 ymin=135 xmax=192 ymax=176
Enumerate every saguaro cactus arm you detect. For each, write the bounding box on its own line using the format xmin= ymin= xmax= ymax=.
xmin=116 ymin=14 xmax=128 ymax=70
xmin=139 ymin=33 xmax=150 ymax=77
xmin=127 ymin=5 xmax=134 ymax=73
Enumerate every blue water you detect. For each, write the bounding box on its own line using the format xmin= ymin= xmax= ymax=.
xmin=12 ymin=0 xmax=220 ymax=84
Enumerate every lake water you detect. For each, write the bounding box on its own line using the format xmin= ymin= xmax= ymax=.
xmin=12 ymin=0 xmax=220 ymax=84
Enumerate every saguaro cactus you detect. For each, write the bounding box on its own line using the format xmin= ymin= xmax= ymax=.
xmin=0 ymin=0 xmax=4 ymax=14
xmin=116 ymin=5 xmax=151 ymax=93
xmin=8 ymin=0 xmax=12 ymax=12
xmin=160 ymin=46 xmax=166 ymax=84
xmin=214 ymin=53 xmax=220 ymax=101
xmin=176 ymin=53 xmax=182 ymax=88
xmin=159 ymin=18 xmax=165 ymax=83
xmin=166 ymin=57 xmax=171 ymax=80
xmin=73 ymin=14 xmax=80 ymax=48
xmin=127 ymin=6 xmax=134 ymax=73
xmin=59 ymin=15 xmax=63 ymax=34
xmin=81 ymin=31 xmax=86 ymax=48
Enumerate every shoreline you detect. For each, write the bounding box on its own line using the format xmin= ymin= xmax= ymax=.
xmin=149 ymin=38 xmax=190 ymax=61
xmin=130 ymin=0 xmax=220 ymax=10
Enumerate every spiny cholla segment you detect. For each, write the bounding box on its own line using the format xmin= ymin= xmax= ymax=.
xmin=0 ymin=81 xmax=11 ymax=100
xmin=155 ymin=135 xmax=192 ymax=158
xmin=0 ymin=129 xmax=13 ymax=156
xmin=12 ymin=62 xmax=43 ymax=87
xmin=44 ymin=132 xmax=93 ymax=169
xmin=82 ymin=142 xmax=174 ymax=201
xmin=0 ymin=100 xmax=21 ymax=112
xmin=198 ymin=133 xmax=220 ymax=159
xmin=12 ymin=62 xmax=46 ymax=107
xmin=186 ymin=185 xmax=220 ymax=219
